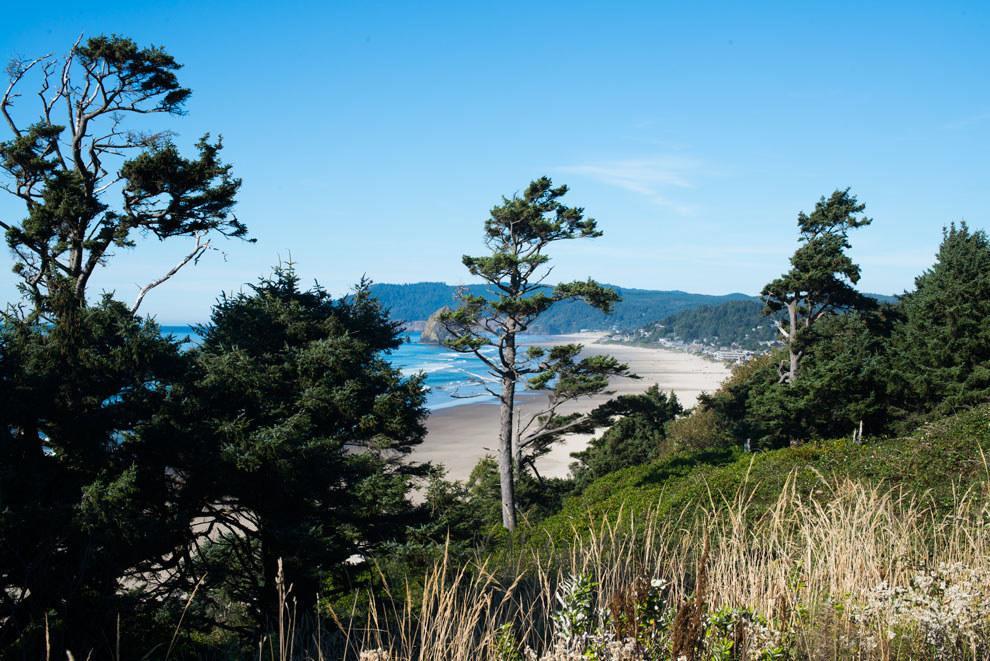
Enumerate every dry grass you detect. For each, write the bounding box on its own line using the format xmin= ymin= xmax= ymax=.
xmin=257 ymin=463 xmax=990 ymax=660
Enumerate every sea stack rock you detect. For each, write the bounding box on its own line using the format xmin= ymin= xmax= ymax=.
xmin=420 ymin=306 xmax=454 ymax=344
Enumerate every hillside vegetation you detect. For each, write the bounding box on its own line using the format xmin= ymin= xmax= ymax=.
xmin=630 ymin=299 xmax=779 ymax=349
xmin=324 ymin=217 xmax=990 ymax=660
xmin=331 ymin=406 xmax=990 ymax=660
xmin=622 ymin=293 xmax=899 ymax=351
xmin=365 ymin=282 xmax=754 ymax=333
xmin=533 ymin=403 xmax=990 ymax=546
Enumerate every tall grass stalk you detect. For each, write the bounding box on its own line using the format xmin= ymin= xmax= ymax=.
xmin=349 ymin=475 xmax=987 ymax=658
xmin=252 ymin=469 xmax=990 ymax=659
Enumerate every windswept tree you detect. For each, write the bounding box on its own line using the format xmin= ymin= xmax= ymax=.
xmin=441 ymin=177 xmax=628 ymax=530
xmin=762 ymin=189 xmax=872 ymax=384
xmin=0 ymin=34 xmax=247 ymax=319
xmin=0 ymin=35 xmax=246 ymax=657
xmin=569 ymin=385 xmax=682 ymax=491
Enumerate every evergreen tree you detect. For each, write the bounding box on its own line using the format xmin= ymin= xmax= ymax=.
xmin=177 ymin=265 xmax=427 ymax=633
xmin=762 ymin=190 xmax=872 ymax=384
xmin=790 ymin=310 xmax=895 ymax=439
xmin=700 ymin=351 xmax=783 ymax=447
xmin=892 ymin=223 xmax=990 ymax=420
xmin=440 ymin=177 xmax=625 ymax=530
xmin=569 ymin=385 xmax=682 ymax=491
xmin=0 ymin=300 xmax=194 ymax=655
xmin=0 ymin=34 xmax=246 ymax=319
xmin=741 ymin=311 xmax=894 ymax=447
xmin=0 ymin=34 xmax=246 ymax=656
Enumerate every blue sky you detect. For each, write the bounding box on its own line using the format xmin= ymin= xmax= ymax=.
xmin=1 ymin=1 xmax=988 ymax=322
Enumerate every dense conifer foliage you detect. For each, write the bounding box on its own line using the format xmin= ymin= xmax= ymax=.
xmin=0 ymin=300 xmax=193 ymax=653
xmin=736 ymin=311 xmax=895 ymax=447
xmin=762 ymin=189 xmax=874 ymax=384
xmin=890 ymin=223 xmax=990 ymax=422
xmin=0 ymin=33 xmax=251 ymax=657
xmin=668 ymin=224 xmax=990 ymax=450
xmin=0 ymin=33 xmax=425 ymax=658
xmin=569 ymin=386 xmax=683 ymax=490
xmin=174 ymin=266 xmax=427 ymax=635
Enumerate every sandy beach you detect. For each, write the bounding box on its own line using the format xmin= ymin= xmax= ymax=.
xmin=412 ymin=333 xmax=731 ymax=481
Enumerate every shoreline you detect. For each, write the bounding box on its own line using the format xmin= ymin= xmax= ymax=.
xmin=412 ymin=333 xmax=731 ymax=482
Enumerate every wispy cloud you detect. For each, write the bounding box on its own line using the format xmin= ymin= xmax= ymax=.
xmin=557 ymin=156 xmax=701 ymax=213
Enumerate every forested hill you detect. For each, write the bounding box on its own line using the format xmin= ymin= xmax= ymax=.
xmin=630 ymin=293 xmax=901 ymax=349
xmin=638 ymin=299 xmax=779 ymax=349
xmin=364 ymin=282 xmax=755 ymax=334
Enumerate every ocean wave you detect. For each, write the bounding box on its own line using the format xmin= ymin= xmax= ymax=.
xmin=400 ymin=362 xmax=455 ymax=376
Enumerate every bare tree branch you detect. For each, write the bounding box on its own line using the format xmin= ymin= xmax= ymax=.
xmin=1 ymin=53 xmax=51 ymax=136
xmin=131 ymin=234 xmax=211 ymax=314
xmin=774 ymin=318 xmax=791 ymax=340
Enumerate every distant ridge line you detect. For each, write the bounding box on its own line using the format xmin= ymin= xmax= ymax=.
xmin=363 ymin=282 xmax=755 ymax=334
xmin=358 ymin=282 xmax=898 ymax=335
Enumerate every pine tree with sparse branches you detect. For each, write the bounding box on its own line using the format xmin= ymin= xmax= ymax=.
xmin=762 ymin=189 xmax=873 ymax=384
xmin=441 ymin=177 xmax=628 ymax=530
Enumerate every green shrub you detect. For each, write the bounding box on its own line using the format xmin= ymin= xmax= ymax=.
xmin=528 ymin=405 xmax=990 ymax=548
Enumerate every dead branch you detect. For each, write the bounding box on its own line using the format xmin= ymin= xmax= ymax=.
xmin=131 ymin=234 xmax=211 ymax=314
xmin=1 ymin=53 xmax=51 ymax=135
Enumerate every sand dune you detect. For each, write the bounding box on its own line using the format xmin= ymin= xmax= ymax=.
xmin=413 ymin=333 xmax=731 ymax=481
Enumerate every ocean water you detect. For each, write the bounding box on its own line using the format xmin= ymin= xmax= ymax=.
xmin=160 ymin=326 xmax=554 ymax=410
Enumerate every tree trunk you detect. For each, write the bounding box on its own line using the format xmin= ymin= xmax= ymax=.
xmin=787 ymin=300 xmax=799 ymax=384
xmin=498 ymin=333 xmax=518 ymax=530
xmin=511 ymin=415 xmax=522 ymax=470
